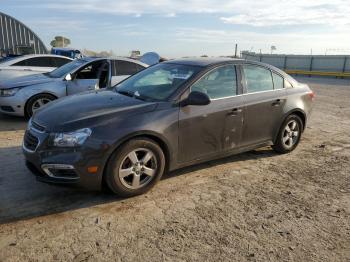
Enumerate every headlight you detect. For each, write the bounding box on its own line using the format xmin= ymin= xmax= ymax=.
xmin=0 ymin=88 xmax=20 ymax=97
xmin=52 ymin=128 xmax=92 ymax=147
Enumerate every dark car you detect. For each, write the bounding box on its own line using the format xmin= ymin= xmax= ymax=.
xmin=23 ymin=58 xmax=314 ymax=197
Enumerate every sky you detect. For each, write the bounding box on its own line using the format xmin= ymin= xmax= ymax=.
xmin=1 ymin=0 xmax=350 ymax=58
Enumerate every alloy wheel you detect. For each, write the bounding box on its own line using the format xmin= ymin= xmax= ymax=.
xmin=32 ymin=98 xmax=52 ymax=112
xmin=282 ymin=120 xmax=300 ymax=148
xmin=118 ymin=148 xmax=157 ymax=190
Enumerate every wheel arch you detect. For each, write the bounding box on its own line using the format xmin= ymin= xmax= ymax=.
xmin=24 ymin=92 xmax=58 ymax=118
xmin=273 ymin=109 xmax=307 ymax=143
xmin=287 ymin=109 xmax=306 ymax=131
xmin=101 ymin=131 xmax=171 ymax=187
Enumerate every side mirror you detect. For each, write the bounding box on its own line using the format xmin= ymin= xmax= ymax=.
xmin=65 ymin=73 xmax=72 ymax=81
xmin=180 ymin=91 xmax=211 ymax=107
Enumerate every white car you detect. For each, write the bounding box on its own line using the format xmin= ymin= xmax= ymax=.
xmin=0 ymin=54 xmax=73 ymax=82
xmin=0 ymin=57 xmax=148 ymax=117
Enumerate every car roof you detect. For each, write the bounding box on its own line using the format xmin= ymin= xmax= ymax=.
xmin=0 ymin=54 xmax=74 ymax=66
xmin=81 ymin=56 xmax=149 ymax=67
xmin=164 ymin=57 xmax=297 ymax=82
xmin=165 ymin=57 xmax=245 ymax=67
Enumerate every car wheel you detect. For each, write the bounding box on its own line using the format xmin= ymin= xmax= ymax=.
xmin=105 ymin=138 xmax=166 ymax=197
xmin=272 ymin=114 xmax=303 ymax=154
xmin=26 ymin=94 xmax=56 ymax=118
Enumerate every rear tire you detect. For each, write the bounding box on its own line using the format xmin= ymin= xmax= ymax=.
xmin=25 ymin=93 xmax=56 ymax=118
xmin=105 ymin=138 xmax=166 ymax=197
xmin=272 ymin=114 xmax=303 ymax=154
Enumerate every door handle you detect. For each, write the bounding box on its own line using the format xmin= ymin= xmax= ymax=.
xmin=227 ymin=108 xmax=242 ymax=116
xmin=272 ymin=99 xmax=281 ymax=106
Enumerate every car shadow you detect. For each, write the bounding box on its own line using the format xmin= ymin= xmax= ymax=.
xmin=0 ymin=146 xmax=277 ymax=224
xmin=0 ymin=113 xmax=27 ymax=131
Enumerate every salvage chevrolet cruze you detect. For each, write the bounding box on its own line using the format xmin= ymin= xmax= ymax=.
xmin=23 ymin=58 xmax=314 ymax=197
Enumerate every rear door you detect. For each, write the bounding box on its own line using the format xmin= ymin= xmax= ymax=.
xmin=178 ymin=64 xmax=244 ymax=163
xmin=240 ymin=64 xmax=287 ymax=146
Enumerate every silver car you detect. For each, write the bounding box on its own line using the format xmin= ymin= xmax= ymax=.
xmin=0 ymin=54 xmax=73 ymax=82
xmin=0 ymin=57 xmax=148 ymax=117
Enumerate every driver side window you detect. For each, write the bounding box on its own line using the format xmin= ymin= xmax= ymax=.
xmin=76 ymin=61 xmax=105 ymax=80
xmin=191 ymin=65 xmax=237 ymax=99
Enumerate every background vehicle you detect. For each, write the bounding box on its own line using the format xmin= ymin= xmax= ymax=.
xmin=0 ymin=57 xmax=148 ymax=117
xmin=0 ymin=54 xmax=73 ymax=82
xmin=51 ymin=48 xmax=83 ymax=59
xmin=23 ymin=58 xmax=314 ymax=197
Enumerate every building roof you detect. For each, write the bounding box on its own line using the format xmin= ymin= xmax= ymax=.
xmin=0 ymin=12 xmax=47 ymax=55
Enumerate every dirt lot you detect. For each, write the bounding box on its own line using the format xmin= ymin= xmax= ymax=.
xmin=0 ymin=77 xmax=349 ymax=261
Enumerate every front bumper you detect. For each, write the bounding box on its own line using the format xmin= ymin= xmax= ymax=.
xmin=0 ymin=95 xmax=26 ymax=116
xmin=22 ymin=127 xmax=106 ymax=191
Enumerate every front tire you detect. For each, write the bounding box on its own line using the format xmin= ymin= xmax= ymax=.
xmin=25 ymin=94 xmax=56 ymax=118
xmin=272 ymin=114 xmax=303 ymax=154
xmin=105 ymin=138 xmax=166 ymax=197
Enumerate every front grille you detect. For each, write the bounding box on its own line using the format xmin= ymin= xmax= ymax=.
xmin=24 ymin=131 xmax=39 ymax=151
xmin=31 ymin=120 xmax=45 ymax=132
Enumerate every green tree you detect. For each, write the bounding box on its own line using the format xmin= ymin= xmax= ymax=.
xmin=50 ymin=36 xmax=71 ymax=48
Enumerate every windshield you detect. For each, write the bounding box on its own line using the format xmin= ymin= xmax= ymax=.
xmin=47 ymin=59 xmax=86 ymax=78
xmin=116 ymin=63 xmax=201 ymax=101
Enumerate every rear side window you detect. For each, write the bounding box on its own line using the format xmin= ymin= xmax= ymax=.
xmin=191 ymin=65 xmax=237 ymax=99
xmin=243 ymin=65 xmax=273 ymax=93
xmin=111 ymin=60 xmax=145 ymax=76
xmin=13 ymin=57 xmax=52 ymax=67
xmin=285 ymin=80 xmax=293 ymax=88
xmin=52 ymin=57 xmax=71 ymax=67
xmin=272 ymin=72 xmax=284 ymax=89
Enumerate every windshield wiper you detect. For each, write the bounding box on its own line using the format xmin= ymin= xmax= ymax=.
xmin=117 ymin=90 xmax=134 ymax=97
xmin=117 ymin=90 xmax=153 ymax=101
xmin=43 ymin=72 xmax=52 ymax=78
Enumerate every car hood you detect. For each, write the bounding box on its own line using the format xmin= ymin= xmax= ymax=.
xmin=0 ymin=73 xmax=55 ymax=89
xmin=32 ymin=90 xmax=158 ymax=132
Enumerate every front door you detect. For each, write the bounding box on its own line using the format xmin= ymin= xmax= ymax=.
xmin=66 ymin=60 xmax=107 ymax=95
xmin=178 ymin=64 xmax=244 ymax=163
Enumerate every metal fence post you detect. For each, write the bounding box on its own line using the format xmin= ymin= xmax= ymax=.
xmin=309 ymin=56 xmax=314 ymax=77
xmin=341 ymin=56 xmax=348 ymax=79
xmin=342 ymin=56 xmax=347 ymax=73
xmin=284 ymin=56 xmax=287 ymax=70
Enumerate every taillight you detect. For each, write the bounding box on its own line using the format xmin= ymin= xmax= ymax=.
xmin=308 ymin=91 xmax=315 ymax=101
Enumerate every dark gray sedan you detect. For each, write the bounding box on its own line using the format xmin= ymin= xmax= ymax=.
xmin=23 ymin=58 xmax=314 ymax=197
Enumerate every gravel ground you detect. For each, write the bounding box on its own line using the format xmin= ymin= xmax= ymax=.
xmin=0 ymin=77 xmax=349 ymax=261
